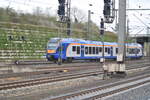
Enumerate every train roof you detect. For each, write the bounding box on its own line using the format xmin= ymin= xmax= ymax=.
xmin=49 ymin=38 xmax=142 ymax=47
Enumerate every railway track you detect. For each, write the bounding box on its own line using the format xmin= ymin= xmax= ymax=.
xmin=0 ymin=57 xmax=149 ymax=91
xmin=0 ymin=63 xmax=150 ymax=91
xmin=1 ymin=58 xmax=149 ymax=79
xmin=12 ymin=60 xmax=93 ymax=65
xmin=0 ymin=71 xmax=102 ymax=91
xmin=50 ymin=73 xmax=150 ymax=100
xmin=9 ymin=56 xmax=150 ymax=65
xmin=0 ymin=64 xmax=100 ymax=79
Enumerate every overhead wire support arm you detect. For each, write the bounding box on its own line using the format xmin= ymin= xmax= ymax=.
xmin=115 ymin=8 xmax=150 ymax=11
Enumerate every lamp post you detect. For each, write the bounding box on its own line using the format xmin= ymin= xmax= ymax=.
xmin=87 ymin=4 xmax=94 ymax=40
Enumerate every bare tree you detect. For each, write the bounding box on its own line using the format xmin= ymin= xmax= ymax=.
xmin=71 ymin=7 xmax=87 ymax=23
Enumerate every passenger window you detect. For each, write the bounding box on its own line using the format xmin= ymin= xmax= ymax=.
xmin=72 ymin=46 xmax=76 ymax=52
xmin=85 ymin=47 xmax=88 ymax=54
xmin=116 ymin=48 xmax=118 ymax=54
xmin=129 ymin=48 xmax=134 ymax=54
xmin=108 ymin=48 xmax=110 ymax=54
xmin=77 ymin=46 xmax=80 ymax=54
xmin=99 ymin=47 xmax=102 ymax=52
xmin=89 ymin=47 xmax=92 ymax=54
xmin=96 ymin=47 xmax=99 ymax=54
xmin=128 ymin=49 xmax=131 ymax=54
xmin=93 ymin=47 xmax=95 ymax=54
xmin=132 ymin=49 xmax=135 ymax=54
xmin=105 ymin=48 xmax=108 ymax=53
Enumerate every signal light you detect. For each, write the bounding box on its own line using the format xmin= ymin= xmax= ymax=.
xmin=58 ymin=5 xmax=65 ymax=16
xmin=103 ymin=0 xmax=115 ymax=23
xmin=103 ymin=4 xmax=111 ymax=16
xmin=103 ymin=0 xmax=111 ymax=16
xmin=100 ymin=18 xmax=104 ymax=35
xmin=58 ymin=0 xmax=65 ymax=4
xmin=104 ymin=0 xmax=111 ymax=4
xmin=58 ymin=0 xmax=66 ymax=16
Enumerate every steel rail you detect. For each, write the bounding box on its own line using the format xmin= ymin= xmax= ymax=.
xmin=50 ymin=74 xmax=150 ymax=100
xmin=0 ymin=58 xmax=149 ymax=91
xmin=0 ymin=71 xmax=103 ymax=91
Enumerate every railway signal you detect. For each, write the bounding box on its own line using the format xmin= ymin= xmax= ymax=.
xmin=103 ymin=0 xmax=115 ymax=23
xmin=103 ymin=0 xmax=111 ymax=16
xmin=58 ymin=0 xmax=66 ymax=16
xmin=57 ymin=0 xmax=71 ymax=37
xmin=58 ymin=0 xmax=65 ymax=4
xmin=100 ymin=18 xmax=105 ymax=35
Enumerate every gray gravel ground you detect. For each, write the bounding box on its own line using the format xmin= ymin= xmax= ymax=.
xmin=0 ymin=67 xmax=150 ymax=100
xmin=104 ymin=83 xmax=150 ymax=100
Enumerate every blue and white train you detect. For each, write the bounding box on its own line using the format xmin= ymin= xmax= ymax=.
xmin=46 ymin=38 xmax=143 ymax=62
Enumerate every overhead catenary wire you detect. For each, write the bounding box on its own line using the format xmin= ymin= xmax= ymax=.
xmin=133 ymin=13 xmax=150 ymax=28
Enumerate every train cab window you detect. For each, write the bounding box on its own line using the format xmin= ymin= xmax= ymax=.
xmin=138 ymin=49 xmax=140 ymax=53
xmin=77 ymin=46 xmax=80 ymax=54
xmin=96 ymin=47 xmax=99 ymax=54
xmin=139 ymin=49 xmax=140 ymax=53
xmin=134 ymin=48 xmax=140 ymax=54
xmin=129 ymin=48 xmax=135 ymax=54
xmin=93 ymin=47 xmax=95 ymax=54
xmin=135 ymin=49 xmax=137 ymax=54
xmin=108 ymin=48 xmax=110 ymax=54
xmin=89 ymin=47 xmax=92 ymax=54
xmin=105 ymin=48 xmax=108 ymax=53
xmin=99 ymin=47 xmax=102 ymax=52
xmin=72 ymin=46 xmax=76 ymax=52
xmin=85 ymin=47 xmax=88 ymax=54
xmin=116 ymin=48 xmax=118 ymax=54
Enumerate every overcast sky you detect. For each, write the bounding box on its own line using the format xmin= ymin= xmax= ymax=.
xmin=0 ymin=0 xmax=150 ymax=34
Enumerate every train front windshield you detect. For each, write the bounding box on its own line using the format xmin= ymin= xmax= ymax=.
xmin=47 ymin=38 xmax=60 ymax=50
xmin=47 ymin=43 xmax=58 ymax=50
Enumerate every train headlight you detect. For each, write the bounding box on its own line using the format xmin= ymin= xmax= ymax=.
xmin=47 ymin=50 xmax=55 ymax=53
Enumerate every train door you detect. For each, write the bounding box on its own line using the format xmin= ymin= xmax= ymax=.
xmin=104 ymin=47 xmax=108 ymax=57
xmin=112 ymin=47 xmax=116 ymax=57
xmin=108 ymin=47 xmax=111 ymax=57
xmin=104 ymin=47 xmax=111 ymax=57
xmin=81 ymin=45 xmax=84 ymax=57
xmin=66 ymin=45 xmax=81 ymax=57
